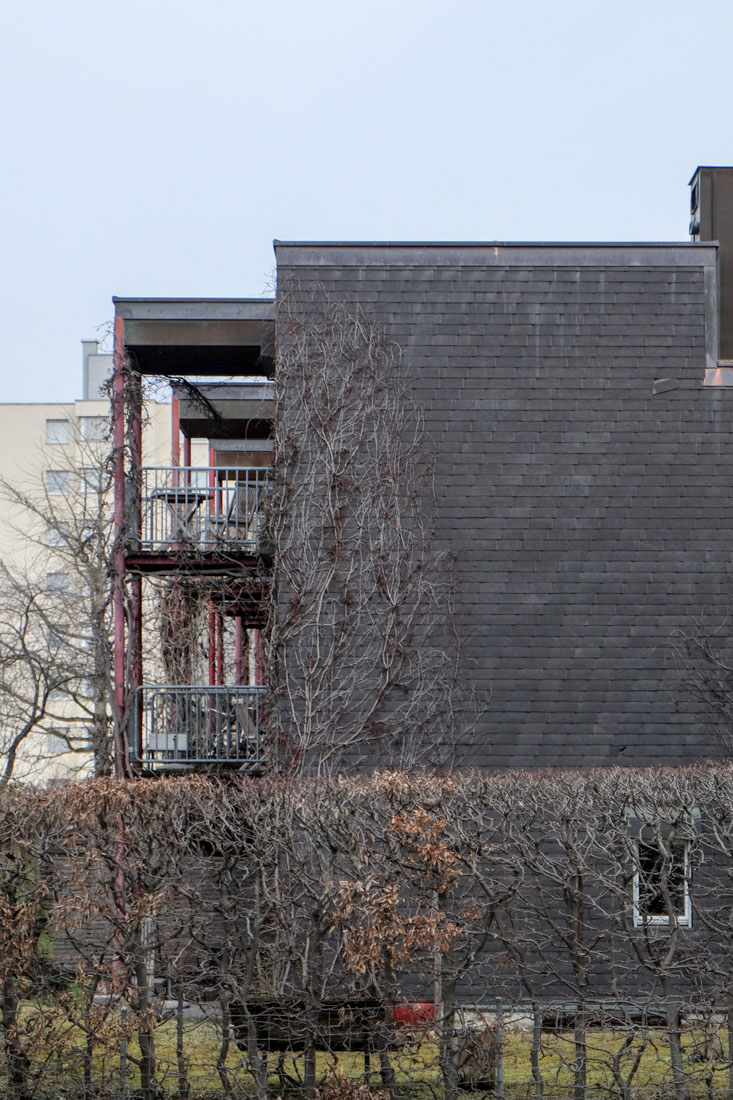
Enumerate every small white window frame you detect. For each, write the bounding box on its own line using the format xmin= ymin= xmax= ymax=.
xmin=46 ymin=522 xmax=69 ymax=547
xmin=633 ymin=840 xmax=692 ymax=928
xmin=43 ymin=727 xmax=69 ymax=754
xmin=80 ymin=466 xmax=103 ymax=494
xmin=45 ymin=419 xmax=70 ymax=445
xmin=45 ymin=470 xmax=69 ymax=496
xmin=46 ymin=572 xmax=70 ymax=593
xmin=79 ymin=415 xmax=107 ymax=441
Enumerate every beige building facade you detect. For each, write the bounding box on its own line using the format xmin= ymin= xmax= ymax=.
xmin=0 ymin=341 xmax=172 ymax=782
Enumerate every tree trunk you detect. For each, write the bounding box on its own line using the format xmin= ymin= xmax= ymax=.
xmin=83 ymin=1024 xmax=94 ymax=1100
xmin=377 ymin=947 xmax=396 ymax=1094
xmin=303 ymin=921 xmax=325 ymax=1100
xmin=727 ymin=997 xmax=733 ymax=1100
xmin=134 ymin=953 xmax=157 ymax=1100
xmin=176 ymin=985 xmax=190 ymax=1100
xmin=566 ymin=868 xmax=587 ymax=1100
xmin=240 ymin=1002 xmax=269 ymax=1100
xmin=573 ymin=1005 xmax=587 ymax=1100
xmin=215 ymin=995 xmax=235 ymax=1099
xmin=531 ymin=1001 xmax=544 ymax=1100
xmin=1 ymin=977 xmax=31 ymax=1100
xmin=727 ymin=945 xmax=733 ymax=1100
xmin=666 ymin=1000 xmax=689 ymax=1100
xmin=438 ymin=971 xmax=458 ymax=1100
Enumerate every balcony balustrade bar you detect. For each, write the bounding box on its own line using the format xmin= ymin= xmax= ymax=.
xmin=138 ymin=466 xmax=268 ymax=552
xmin=137 ymin=685 xmax=266 ymax=768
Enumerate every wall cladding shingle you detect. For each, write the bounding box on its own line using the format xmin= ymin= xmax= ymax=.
xmin=277 ymin=248 xmax=732 ymax=769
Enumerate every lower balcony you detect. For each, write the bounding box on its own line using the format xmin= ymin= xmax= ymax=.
xmin=136 ymin=685 xmax=266 ymax=771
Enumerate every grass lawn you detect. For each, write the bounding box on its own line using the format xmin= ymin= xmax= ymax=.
xmin=3 ymin=1007 xmax=732 ymax=1097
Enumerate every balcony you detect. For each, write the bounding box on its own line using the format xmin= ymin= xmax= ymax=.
xmin=138 ymin=467 xmax=268 ymax=553
xmin=136 ymin=685 xmax=266 ymax=770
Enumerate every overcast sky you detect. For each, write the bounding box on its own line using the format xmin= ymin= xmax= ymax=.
xmin=1 ymin=0 xmax=732 ymax=402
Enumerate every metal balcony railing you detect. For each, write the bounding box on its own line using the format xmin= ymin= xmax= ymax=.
xmin=139 ymin=466 xmax=268 ymax=552
xmin=137 ymin=685 xmax=266 ymax=768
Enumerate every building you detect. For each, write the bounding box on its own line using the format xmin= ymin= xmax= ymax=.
xmin=110 ymin=166 xmax=733 ymax=777
xmin=0 ymin=340 xmax=172 ymax=782
xmin=109 ymin=302 xmax=274 ymax=774
xmin=0 ymin=340 xmax=112 ymax=564
xmin=32 ymin=169 xmax=733 ymax=1086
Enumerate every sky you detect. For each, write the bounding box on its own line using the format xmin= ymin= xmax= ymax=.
xmin=1 ymin=0 xmax=733 ymax=402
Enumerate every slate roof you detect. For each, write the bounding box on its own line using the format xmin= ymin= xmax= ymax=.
xmin=275 ymin=242 xmax=732 ymax=770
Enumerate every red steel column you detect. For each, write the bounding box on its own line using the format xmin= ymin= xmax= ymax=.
xmin=208 ymin=443 xmax=216 ymax=527
xmin=129 ymin=376 xmax=144 ymax=764
xmin=171 ymin=393 xmax=180 ymax=468
xmin=112 ymin=316 xmax=127 ymax=777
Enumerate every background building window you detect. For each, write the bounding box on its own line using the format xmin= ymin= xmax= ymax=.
xmin=45 ymin=419 xmax=70 ymax=445
xmin=633 ymin=841 xmax=691 ymax=927
xmin=48 ymin=628 xmax=67 ymax=651
xmin=45 ymin=470 xmax=69 ymax=495
xmin=43 ymin=727 xmax=68 ymax=754
xmin=46 ymin=572 xmax=69 ymax=593
xmin=80 ymin=415 xmax=107 ymax=441
xmin=46 ymin=522 xmax=69 ymax=547
xmin=80 ymin=466 xmax=103 ymax=493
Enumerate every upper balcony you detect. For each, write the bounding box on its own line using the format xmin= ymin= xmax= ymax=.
xmin=134 ymin=466 xmax=268 ymax=558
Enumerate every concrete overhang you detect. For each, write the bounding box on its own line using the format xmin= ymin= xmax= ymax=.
xmin=172 ymin=381 xmax=274 ymax=440
xmin=112 ymin=298 xmax=275 ymax=377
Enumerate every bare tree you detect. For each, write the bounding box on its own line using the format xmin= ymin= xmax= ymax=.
xmin=0 ymin=768 xmax=732 ymax=1097
xmin=267 ymin=300 xmax=463 ymax=775
xmin=0 ymin=418 xmax=115 ymax=777
xmin=0 ymin=564 xmax=81 ymax=783
xmin=0 ymin=784 xmax=70 ymax=1100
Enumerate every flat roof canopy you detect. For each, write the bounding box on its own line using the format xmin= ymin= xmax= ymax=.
xmin=172 ymin=381 xmax=274 ymax=439
xmin=113 ymin=299 xmax=275 ymax=377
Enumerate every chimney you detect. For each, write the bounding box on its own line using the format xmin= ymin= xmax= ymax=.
xmin=690 ymin=166 xmax=733 ymax=359
xmin=81 ymin=339 xmax=99 ymax=400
